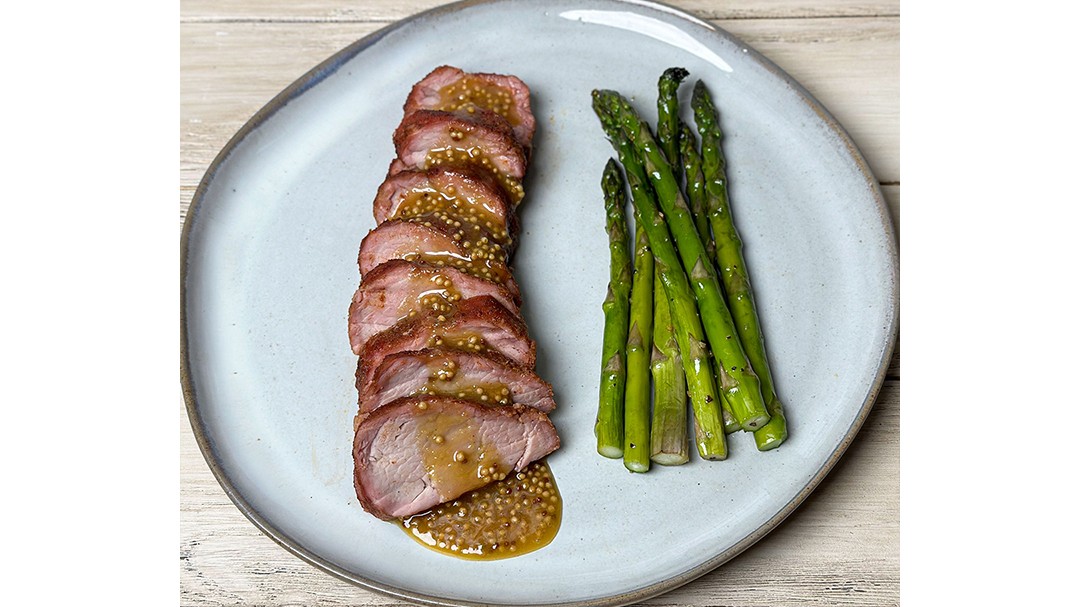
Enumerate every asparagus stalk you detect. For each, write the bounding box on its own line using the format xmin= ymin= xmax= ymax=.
xmin=680 ymin=124 xmax=716 ymax=260
xmin=664 ymin=71 xmax=737 ymax=435
xmin=692 ymin=81 xmax=788 ymax=449
xmin=649 ymin=265 xmax=689 ymax=465
xmin=680 ymin=124 xmax=740 ymax=435
xmin=596 ymin=159 xmax=632 ymax=458
xmin=656 ymin=67 xmax=689 ymax=185
xmin=593 ymin=92 xmax=727 ymax=460
xmin=651 ymin=67 xmax=693 ymax=463
xmin=624 ymin=224 xmax=654 ymax=472
xmin=597 ymin=89 xmax=771 ymax=432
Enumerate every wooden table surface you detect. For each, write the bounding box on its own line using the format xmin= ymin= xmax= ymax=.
xmin=179 ymin=1 xmax=900 ymax=605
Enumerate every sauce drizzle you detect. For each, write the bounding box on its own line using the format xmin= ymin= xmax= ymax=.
xmin=399 ymin=460 xmax=561 ymax=560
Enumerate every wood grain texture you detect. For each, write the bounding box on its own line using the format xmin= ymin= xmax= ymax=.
xmin=180 ymin=1 xmax=899 ymax=605
xmin=180 ymin=0 xmax=900 ymax=22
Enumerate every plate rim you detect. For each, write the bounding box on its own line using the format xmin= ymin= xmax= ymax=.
xmin=180 ymin=1 xmax=899 ymax=605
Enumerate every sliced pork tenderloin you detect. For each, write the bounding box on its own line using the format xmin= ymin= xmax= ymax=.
xmin=353 ymin=395 xmax=559 ymax=520
xmin=357 ymin=220 xmax=518 ymax=299
xmin=347 ymin=260 xmax=520 ymax=355
xmin=372 ymin=166 xmax=518 ymax=251
xmin=391 ymin=109 xmax=527 ymax=204
xmin=355 ymin=294 xmax=536 ymax=392
xmin=402 ymin=65 xmax=536 ymax=150
xmin=357 ymin=348 xmax=555 ymax=418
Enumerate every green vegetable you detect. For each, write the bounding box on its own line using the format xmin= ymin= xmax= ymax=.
xmin=649 ymin=265 xmax=689 ymax=465
xmin=656 ymin=67 xmax=689 ymax=184
xmin=594 ymin=92 xmax=728 ymax=460
xmin=679 ymin=122 xmax=738 ymax=434
xmin=623 ymin=224 xmax=654 ymax=472
xmin=595 ymin=89 xmax=771 ymax=432
xmin=595 ymin=159 xmax=632 ymax=458
xmin=692 ymin=80 xmax=788 ymax=449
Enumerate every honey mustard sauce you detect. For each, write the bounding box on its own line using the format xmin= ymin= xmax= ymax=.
xmin=402 ymin=273 xmax=461 ymax=323
xmin=426 ymin=331 xmax=489 ymax=354
xmin=393 ymin=188 xmax=512 ymax=249
xmin=401 ymin=249 xmax=514 ymax=290
xmin=425 ymin=142 xmax=524 ymax=204
xmin=399 ymin=460 xmax=561 ymax=560
xmin=390 ymin=187 xmax=515 ymax=286
xmin=412 ymin=355 xmax=514 ymax=406
xmin=434 ymin=76 xmax=521 ymax=127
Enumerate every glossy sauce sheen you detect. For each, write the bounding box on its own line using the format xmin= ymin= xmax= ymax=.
xmin=425 ymin=142 xmax=525 ymax=204
xmin=427 ymin=330 xmax=489 ymax=354
xmin=415 ymin=404 xmax=493 ymax=497
xmin=404 ymin=275 xmax=461 ymax=322
xmin=406 ymin=250 xmax=513 ymax=288
xmin=414 ymin=381 xmax=514 ymax=406
xmin=435 ymin=76 xmax=521 ymax=127
xmin=400 ymin=461 xmax=561 ymax=559
xmin=393 ymin=190 xmax=513 ymax=285
xmin=395 ymin=188 xmax=512 ymax=247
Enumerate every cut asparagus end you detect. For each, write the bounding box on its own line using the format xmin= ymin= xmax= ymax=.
xmin=623 ymin=447 xmax=650 ymax=473
xmin=598 ymin=444 xmax=624 ymax=459
xmin=692 ymin=418 xmax=728 ymax=460
xmin=753 ymin=398 xmax=788 ymax=450
xmin=739 ymin=412 xmax=772 ymax=432
xmin=650 ymin=450 xmax=689 ymax=466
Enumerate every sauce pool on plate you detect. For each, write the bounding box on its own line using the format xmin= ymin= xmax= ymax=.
xmin=399 ymin=460 xmax=561 ymax=559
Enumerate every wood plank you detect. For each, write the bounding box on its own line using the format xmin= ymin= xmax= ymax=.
xmin=180 ymin=0 xmax=900 ymax=22
xmin=719 ymin=17 xmax=899 ymax=183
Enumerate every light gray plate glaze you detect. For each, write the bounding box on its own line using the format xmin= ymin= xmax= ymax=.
xmin=181 ymin=1 xmax=899 ymax=605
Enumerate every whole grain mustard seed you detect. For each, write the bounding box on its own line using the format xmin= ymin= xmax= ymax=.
xmin=424 ymin=147 xmax=524 ymax=204
xmin=434 ymin=77 xmax=521 ymax=127
xmin=398 ymin=461 xmax=561 ymax=560
xmin=391 ymin=189 xmax=515 ymax=284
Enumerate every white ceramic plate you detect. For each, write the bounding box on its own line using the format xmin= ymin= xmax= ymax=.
xmin=181 ymin=1 xmax=898 ymax=605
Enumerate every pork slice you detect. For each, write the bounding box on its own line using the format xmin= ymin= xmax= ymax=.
xmin=348 ymin=260 xmax=520 ymax=355
xmin=371 ymin=166 xmax=518 ymax=250
xmin=358 ymin=348 xmax=556 ymax=418
xmin=353 ymin=396 xmax=559 ymax=520
xmin=356 ymin=294 xmax=536 ymax=395
xmin=403 ymin=65 xmax=536 ymax=150
xmin=392 ymin=109 xmax=526 ymax=204
xmin=357 ymin=220 xmax=519 ymax=301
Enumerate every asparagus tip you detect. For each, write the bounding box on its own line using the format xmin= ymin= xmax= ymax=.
xmin=662 ymin=66 xmax=690 ymax=82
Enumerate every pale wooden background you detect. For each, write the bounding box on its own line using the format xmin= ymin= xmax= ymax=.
xmin=180 ymin=1 xmax=900 ymax=605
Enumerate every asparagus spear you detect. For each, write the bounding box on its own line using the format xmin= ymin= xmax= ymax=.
xmin=593 ymin=92 xmax=727 ymax=460
xmin=596 ymin=159 xmax=632 ymax=458
xmin=650 ymin=67 xmax=691 ymax=464
xmin=680 ymin=124 xmax=740 ymax=435
xmin=692 ymin=81 xmax=788 ymax=449
xmin=649 ymin=265 xmax=689 ymax=465
xmin=596 ymin=89 xmax=771 ymax=432
xmin=662 ymin=70 xmax=737 ymax=436
xmin=662 ymin=73 xmax=737 ymax=436
xmin=624 ymin=223 xmax=654 ymax=472
xmin=656 ymin=67 xmax=689 ymax=185
xmin=680 ymin=123 xmax=716 ymax=260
